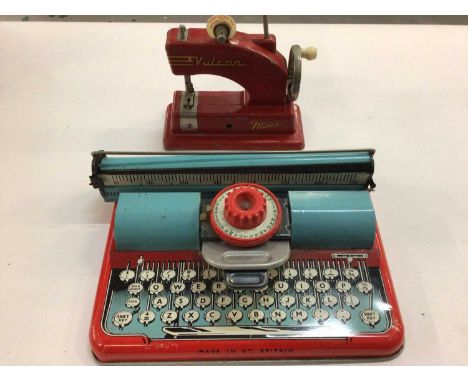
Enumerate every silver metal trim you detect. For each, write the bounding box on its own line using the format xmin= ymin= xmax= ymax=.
xmin=179 ymin=91 xmax=198 ymax=132
xmin=224 ymin=270 xmax=269 ymax=289
xmin=331 ymin=253 xmax=369 ymax=259
xmin=92 ymin=148 xmax=376 ymax=156
xmin=201 ymin=241 xmax=290 ymax=270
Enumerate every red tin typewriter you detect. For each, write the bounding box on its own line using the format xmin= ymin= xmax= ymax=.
xmin=89 ymin=150 xmax=404 ymax=362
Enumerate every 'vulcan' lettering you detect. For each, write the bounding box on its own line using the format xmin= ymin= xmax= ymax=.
xmin=169 ymin=56 xmax=246 ymax=67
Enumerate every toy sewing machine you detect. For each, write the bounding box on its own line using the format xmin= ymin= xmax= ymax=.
xmin=89 ymin=150 xmax=404 ymax=362
xmin=163 ymin=16 xmax=317 ymax=150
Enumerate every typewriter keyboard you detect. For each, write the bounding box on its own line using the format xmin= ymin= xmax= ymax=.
xmin=104 ymin=257 xmax=391 ymax=339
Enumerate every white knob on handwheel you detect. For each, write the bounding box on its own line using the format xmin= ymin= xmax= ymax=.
xmin=206 ymin=15 xmax=237 ymax=42
xmin=301 ymin=46 xmax=317 ymax=60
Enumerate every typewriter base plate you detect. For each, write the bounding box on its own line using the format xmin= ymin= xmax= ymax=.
xmin=90 ymin=211 xmax=403 ymax=363
xmin=163 ymin=104 xmax=305 ymax=151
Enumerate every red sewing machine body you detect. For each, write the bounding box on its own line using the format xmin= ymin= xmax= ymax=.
xmin=163 ymin=24 xmax=311 ymax=150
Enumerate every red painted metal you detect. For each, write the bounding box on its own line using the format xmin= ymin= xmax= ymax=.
xmin=163 ymin=28 xmax=306 ymax=150
xmin=89 ymin=205 xmax=404 ymax=362
xmin=224 ymin=185 xmax=267 ymax=229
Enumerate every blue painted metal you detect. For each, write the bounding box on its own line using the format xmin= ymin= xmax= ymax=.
xmin=114 ymin=192 xmax=201 ymax=251
xmin=289 ymin=191 xmax=376 ymax=249
xmin=100 ymin=151 xmax=372 ymax=171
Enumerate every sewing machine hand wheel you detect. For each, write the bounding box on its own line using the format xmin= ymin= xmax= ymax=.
xmin=287 ymin=45 xmax=317 ymax=101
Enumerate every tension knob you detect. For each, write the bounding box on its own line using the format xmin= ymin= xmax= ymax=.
xmin=224 ymin=185 xmax=267 ymax=229
xmin=206 ymin=15 xmax=237 ymax=43
xmin=209 ymin=183 xmax=282 ymax=247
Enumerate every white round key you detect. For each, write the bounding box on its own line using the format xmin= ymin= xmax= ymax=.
xmin=161 ymin=269 xmax=176 ymax=282
xmin=202 ymin=268 xmax=217 ymax=280
xmin=183 ymin=310 xmax=200 ymax=324
xmin=226 ymin=309 xmax=243 ymax=323
xmin=303 ymin=268 xmax=318 ymax=280
xmin=268 ymin=269 xmax=278 ymax=280
xmin=138 ymin=310 xmax=155 ymax=326
xmin=161 ymin=310 xmax=178 ymax=324
xmin=174 ymin=295 xmax=190 ymax=309
xmin=127 ymin=282 xmax=144 ymax=295
xmin=238 ymin=294 xmax=253 ymax=308
xmin=283 ymin=268 xmax=298 ymax=280
xmin=170 ymin=282 xmax=186 ymax=294
xmin=205 ymin=310 xmax=221 ymax=324
xmin=149 ymin=282 xmax=164 ymax=295
xmin=313 ymin=308 xmax=330 ymax=323
xmin=259 ymin=295 xmax=275 ymax=308
xmin=280 ymin=295 xmax=296 ymax=308
xmin=195 ymin=295 xmax=211 ymax=309
xmin=322 ymin=294 xmax=338 ymax=308
xmin=152 ymin=296 xmax=168 ymax=309
xmin=119 ymin=269 xmax=135 ymax=282
xmin=291 ymin=308 xmax=308 ymax=323
xmin=212 ymin=281 xmax=226 ymax=294
xmin=125 ymin=297 xmax=140 ymax=309
xmin=301 ymin=294 xmax=317 ymax=307
xmin=182 ymin=269 xmax=196 ymax=281
xmin=335 ymin=309 xmax=351 ymax=322
xmin=273 ymin=281 xmax=289 ymax=293
xmin=344 ymin=294 xmax=360 ymax=308
xmin=216 ymin=295 xmax=232 ymax=308
xmin=356 ymin=281 xmax=373 ymax=294
xmin=343 ymin=268 xmax=360 ymax=280
xmin=270 ymin=309 xmax=287 ymax=323
xmin=336 ymin=280 xmax=352 ymax=293
xmin=323 ymin=268 xmax=339 ymax=280
xmin=294 ymin=281 xmax=310 ymax=293
xmin=314 ymin=280 xmax=330 ymax=293
xmin=140 ymin=269 xmax=155 ymax=282
xmin=248 ymin=309 xmax=265 ymax=323
xmin=112 ymin=311 xmax=132 ymax=328
xmin=191 ymin=281 xmax=206 ymax=293
xmin=360 ymin=309 xmax=380 ymax=326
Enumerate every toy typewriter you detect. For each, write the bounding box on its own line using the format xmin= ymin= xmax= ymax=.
xmin=88 ymin=150 xmax=404 ymax=362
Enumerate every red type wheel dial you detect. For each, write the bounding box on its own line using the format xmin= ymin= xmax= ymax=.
xmin=209 ymin=183 xmax=282 ymax=247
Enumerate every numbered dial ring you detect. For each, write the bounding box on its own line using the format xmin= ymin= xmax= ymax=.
xmin=210 ymin=183 xmax=282 ymax=247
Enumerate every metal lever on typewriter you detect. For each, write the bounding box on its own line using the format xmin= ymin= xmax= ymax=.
xmin=224 ymin=271 xmax=269 ymax=289
xmin=201 ymin=241 xmax=290 ymax=289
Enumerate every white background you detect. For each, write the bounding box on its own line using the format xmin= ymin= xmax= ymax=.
xmin=0 ymin=20 xmax=467 ymax=365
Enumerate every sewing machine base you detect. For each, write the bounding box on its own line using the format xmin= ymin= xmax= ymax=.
xmin=90 ymin=207 xmax=404 ymax=363
xmin=163 ymin=103 xmax=305 ymax=150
